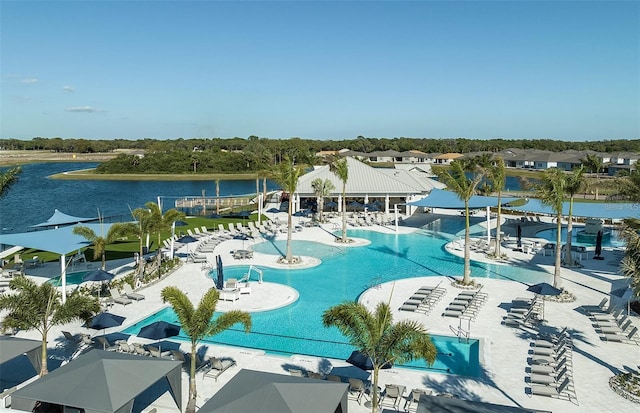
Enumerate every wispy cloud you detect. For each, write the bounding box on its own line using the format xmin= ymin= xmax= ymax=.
xmin=65 ymin=106 xmax=100 ymax=113
xmin=63 ymin=85 xmax=74 ymax=93
xmin=21 ymin=77 xmax=39 ymax=84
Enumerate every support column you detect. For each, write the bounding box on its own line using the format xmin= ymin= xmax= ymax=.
xmin=170 ymin=222 xmax=176 ymax=260
xmin=385 ymin=194 xmax=390 ymax=219
xmin=60 ymin=255 xmax=66 ymax=304
xmin=338 ymin=194 xmax=343 ymax=213
xmin=486 ymin=205 xmax=491 ymax=246
xmin=394 ymin=205 xmax=399 ymax=232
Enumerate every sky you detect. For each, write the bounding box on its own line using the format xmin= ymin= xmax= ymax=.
xmin=1 ymin=0 xmax=639 ymax=141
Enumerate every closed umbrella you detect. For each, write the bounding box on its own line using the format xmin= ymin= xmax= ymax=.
xmin=594 ymin=230 xmax=604 ymax=260
xmin=516 ymin=224 xmax=522 ymax=251
xmin=216 ymin=254 xmax=224 ymax=289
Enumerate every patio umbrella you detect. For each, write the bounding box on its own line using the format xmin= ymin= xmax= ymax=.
xmin=87 ymin=312 xmax=126 ymax=341
xmin=88 ymin=312 xmax=126 ymax=331
xmin=346 ymin=350 xmax=392 ymax=371
xmin=174 ymin=220 xmax=189 ymax=227
xmin=594 ymin=230 xmax=604 ymax=260
xmin=325 ymin=201 xmax=338 ymax=211
xmin=176 ymin=235 xmax=198 ymax=255
xmin=208 ymin=213 xmax=222 ymax=219
xmin=348 ymin=201 xmax=363 ymax=211
xmin=516 ymin=224 xmax=522 ymax=251
xmin=82 ymin=269 xmax=115 ymax=298
xmin=527 ymin=282 xmax=562 ymax=321
xmin=138 ymin=321 xmax=181 ymax=355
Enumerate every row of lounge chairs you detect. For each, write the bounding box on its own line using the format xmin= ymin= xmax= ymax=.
xmin=502 ymin=296 xmax=542 ymax=329
xmin=528 ymin=327 xmax=577 ymax=403
xmin=585 ymin=298 xmax=640 ymax=344
xmin=399 ymin=283 xmax=446 ymax=314
xmin=441 ymin=288 xmax=487 ymax=319
xmin=108 ymin=285 xmax=145 ymax=306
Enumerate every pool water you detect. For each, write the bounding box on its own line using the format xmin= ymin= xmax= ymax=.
xmin=47 ymin=271 xmax=90 ymax=286
xmin=124 ymin=225 xmax=550 ymax=377
xmin=536 ymin=227 xmax=624 ymax=248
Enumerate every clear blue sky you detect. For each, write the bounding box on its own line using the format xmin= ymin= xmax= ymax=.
xmin=1 ymin=0 xmax=638 ymax=141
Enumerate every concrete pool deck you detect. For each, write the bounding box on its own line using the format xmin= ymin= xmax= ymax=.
xmin=5 ymin=211 xmax=639 ymax=412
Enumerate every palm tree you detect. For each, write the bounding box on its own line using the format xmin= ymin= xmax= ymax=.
xmin=614 ymin=170 xmax=640 ymax=202
xmin=73 ymin=222 xmax=137 ymax=270
xmin=322 ymin=301 xmax=436 ymax=413
xmin=144 ymin=202 xmax=184 ymax=263
xmin=161 ymin=286 xmax=251 ymax=413
xmin=0 ymin=275 xmax=100 ymax=376
xmin=535 ymin=168 xmax=566 ymax=288
xmin=619 ymin=218 xmax=640 ymax=299
xmin=563 ymin=166 xmax=585 ymax=267
xmin=272 ymin=156 xmax=303 ymax=263
xmin=478 ymin=155 xmax=506 ymax=259
xmin=311 ymin=178 xmax=335 ymax=223
xmin=0 ymin=166 xmax=21 ymax=197
xmin=330 ymin=157 xmax=349 ymax=243
xmin=581 ymin=154 xmax=603 ymax=200
xmin=432 ymin=159 xmax=484 ymax=285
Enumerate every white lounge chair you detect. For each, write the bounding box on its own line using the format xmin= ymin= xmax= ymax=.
xmin=109 ymin=288 xmax=132 ymax=306
xmin=602 ymin=326 xmax=639 ymax=344
xmin=530 ymin=377 xmax=571 ymax=400
xmin=203 ymin=357 xmax=236 ymax=381
xmin=122 ymin=284 xmax=145 ymax=301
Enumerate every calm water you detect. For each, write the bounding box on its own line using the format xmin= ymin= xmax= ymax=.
xmin=0 ymin=162 xmax=279 ymax=234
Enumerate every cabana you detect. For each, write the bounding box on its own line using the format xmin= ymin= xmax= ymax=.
xmin=407 ymin=189 xmax=521 ymax=210
xmin=0 ymin=223 xmax=115 ymax=303
xmin=198 ymin=369 xmax=348 ymax=413
xmin=30 ymin=209 xmax=97 ymax=229
xmin=0 ymin=337 xmax=42 ymax=390
xmin=503 ymin=198 xmax=640 ymax=220
xmin=10 ymin=350 xmax=182 ymax=413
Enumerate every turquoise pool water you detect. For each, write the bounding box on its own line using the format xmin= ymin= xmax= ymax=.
xmin=536 ymin=226 xmax=624 ymax=248
xmin=124 ymin=223 xmax=550 ymax=377
xmin=47 ymin=271 xmax=90 ymax=285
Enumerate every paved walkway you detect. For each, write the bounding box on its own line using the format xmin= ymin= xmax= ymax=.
xmin=4 ymin=211 xmax=639 ymax=412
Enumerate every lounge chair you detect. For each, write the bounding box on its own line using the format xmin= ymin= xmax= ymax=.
xmin=132 ymin=342 xmax=150 ymax=356
xmin=122 ymin=284 xmax=145 ymax=301
xmin=582 ymin=297 xmax=609 ymax=315
xmin=171 ymin=350 xmax=187 ymax=364
xmin=203 ymin=357 xmax=237 ymax=381
xmin=117 ymin=341 xmax=135 ymax=353
xmin=95 ymin=336 xmax=119 ymax=351
xmin=530 ymin=366 xmax=568 ymax=385
xmin=62 ymin=330 xmax=81 ymax=343
xmin=147 ymin=345 xmax=171 ymax=358
xmin=347 ymin=378 xmax=365 ymax=405
xmin=591 ymin=307 xmax=623 ymax=322
xmin=326 ymin=375 xmax=342 ymax=382
xmin=599 ymin=318 xmax=633 ymax=335
xmin=288 ymin=368 xmax=305 ymax=377
xmin=381 ymin=384 xmax=405 ymax=410
xmin=602 ymin=326 xmax=639 ymax=344
xmin=109 ymin=288 xmax=132 ymax=305
xmin=307 ymin=372 xmax=325 ymax=380
xmin=530 ymin=356 xmax=568 ymax=375
xmin=530 ymin=377 xmax=571 ymax=399
xmin=404 ymin=389 xmax=432 ymax=411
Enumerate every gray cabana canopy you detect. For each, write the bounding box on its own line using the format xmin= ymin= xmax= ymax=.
xmin=30 ymin=209 xmax=97 ymax=228
xmin=504 ymin=198 xmax=640 ymax=220
xmin=0 ymin=223 xmax=115 ymax=255
xmin=198 ymin=369 xmax=348 ymax=413
xmin=0 ymin=337 xmax=42 ymax=373
xmin=10 ymin=349 xmax=182 ymax=413
xmin=407 ymin=188 xmax=522 ymax=209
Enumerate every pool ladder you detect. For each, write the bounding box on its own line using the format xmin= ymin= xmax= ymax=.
xmin=450 ymin=318 xmax=471 ymax=344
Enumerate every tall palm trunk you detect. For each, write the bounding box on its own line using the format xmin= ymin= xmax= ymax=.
xmin=495 ymin=191 xmax=502 ymax=258
xmin=188 ymin=341 xmax=197 ymax=410
xmin=40 ymin=333 xmax=48 ymax=376
xmin=463 ymin=200 xmax=471 ymax=284
xmin=286 ymin=196 xmax=293 ymax=261
xmin=341 ymin=183 xmax=347 ymax=242
xmin=565 ymin=198 xmax=575 ymax=267
xmin=371 ymin=365 xmax=380 ymax=412
xmin=554 ymin=212 xmax=563 ymax=288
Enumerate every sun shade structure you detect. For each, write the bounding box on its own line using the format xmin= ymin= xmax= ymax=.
xmin=417 ymin=393 xmax=551 ymax=413
xmin=0 ymin=337 xmax=42 ymax=373
xmin=30 ymin=209 xmax=97 ymax=228
xmin=504 ymin=198 xmax=640 ymax=220
xmin=10 ymin=349 xmax=182 ymax=413
xmin=407 ymin=189 xmax=521 ymax=210
xmin=197 ymin=369 xmax=348 ymax=413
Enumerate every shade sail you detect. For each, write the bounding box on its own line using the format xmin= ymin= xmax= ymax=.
xmin=407 ymin=189 xmax=522 ymax=209
xmin=198 ymin=369 xmax=348 ymax=413
xmin=30 ymin=209 xmax=96 ymax=228
xmin=504 ymin=198 xmax=640 ymax=220
xmin=0 ymin=223 xmax=116 ymax=255
xmin=0 ymin=337 xmax=42 ymax=373
xmin=10 ymin=349 xmax=182 ymax=413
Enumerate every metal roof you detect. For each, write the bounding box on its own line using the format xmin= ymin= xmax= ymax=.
xmin=296 ymin=157 xmax=424 ymax=196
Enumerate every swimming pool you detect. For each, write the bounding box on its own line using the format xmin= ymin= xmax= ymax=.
xmin=536 ymin=226 xmax=624 ymax=248
xmin=124 ymin=225 xmax=550 ymax=377
xmin=47 ymin=270 xmax=90 ymax=286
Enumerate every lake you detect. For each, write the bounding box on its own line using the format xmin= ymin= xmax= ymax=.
xmin=0 ymin=162 xmax=279 ymax=234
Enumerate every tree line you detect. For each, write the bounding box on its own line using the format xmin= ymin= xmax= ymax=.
xmin=2 ymin=136 xmax=640 ymax=157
